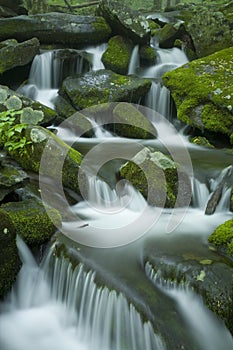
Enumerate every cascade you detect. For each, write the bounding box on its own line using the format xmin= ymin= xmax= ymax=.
xmin=128 ymin=45 xmax=140 ymax=75
xmin=145 ymin=263 xmax=233 ymax=350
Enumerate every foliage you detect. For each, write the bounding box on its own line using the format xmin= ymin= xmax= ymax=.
xmin=0 ymin=109 xmax=32 ymax=157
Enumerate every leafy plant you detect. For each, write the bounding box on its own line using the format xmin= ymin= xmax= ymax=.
xmin=0 ymin=109 xmax=32 ymax=158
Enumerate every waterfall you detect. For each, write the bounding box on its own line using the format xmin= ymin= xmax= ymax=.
xmin=128 ymin=45 xmax=140 ymax=75
xmin=0 ymin=237 xmax=165 ymax=350
xmin=85 ymin=43 xmax=107 ymax=71
xmin=191 ymin=177 xmax=210 ymax=210
xmin=145 ymin=263 xmax=233 ymax=350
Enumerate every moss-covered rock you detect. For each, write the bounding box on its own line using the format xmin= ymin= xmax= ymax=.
xmin=139 ymin=45 xmax=156 ymax=66
xmin=0 ymin=209 xmax=21 ymax=298
xmin=1 ymin=198 xmax=61 ymax=246
xmin=158 ymin=23 xmax=178 ymax=49
xmin=190 ymin=136 xmax=215 ymax=148
xmin=102 ymin=35 xmax=133 ymax=75
xmin=0 ymin=13 xmax=111 ymax=46
xmin=177 ymin=2 xmax=233 ymax=57
xmin=163 ymin=47 xmax=233 ymax=144
xmin=0 ymin=37 xmax=39 ymax=75
xmin=120 ymin=147 xmax=190 ymax=208
xmin=59 ymin=69 xmax=151 ymax=110
xmin=113 ymin=102 xmax=157 ymax=139
xmin=96 ymin=0 xmax=150 ymax=45
xmin=0 ymin=158 xmax=28 ymax=202
xmin=209 ymin=219 xmax=233 ymax=258
xmin=9 ymin=125 xmax=85 ymax=196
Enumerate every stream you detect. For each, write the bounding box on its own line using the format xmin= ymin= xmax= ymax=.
xmin=0 ymin=40 xmax=232 ymax=350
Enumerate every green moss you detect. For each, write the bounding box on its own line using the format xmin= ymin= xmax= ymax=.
xmin=139 ymin=45 xmax=156 ymax=65
xmin=102 ymin=35 xmax=133 ymax=75
xmin=190 ymin=136 xmax=214 ymax=148
xmin=2 ymin=199 xmax=62 ymax=246
xmin=208 ymin=219 xmax=233 ymax=257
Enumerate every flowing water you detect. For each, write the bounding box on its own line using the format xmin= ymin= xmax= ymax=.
xmin=1 ymin=40 xmax=233 ymax=350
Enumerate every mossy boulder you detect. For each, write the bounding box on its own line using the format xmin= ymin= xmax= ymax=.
xmin=59 ymin=69 xmax=151 ymax=110
xmin=209 ymin=219 xmax=233 ymax=259
xmin=0 ymin=85 xmax=57 ymax=126
xmin=0 ymin=158 xmax=28 ymax=202
xmin=113 ymin=102 xmax=157 ymax=139
xmin=177 ymin=2 xmax=233 ymax=57
xmin=190 ymin=136 xmax=214 ymax=149
xmin=0 ymin=13 xmax=111 ymax=46
xmin=10 ymin=125 xmax=85 ymax=196
xmin=1 ymin=198 xmax=61 ymax=246
xmin=139 ymin=45 xmax=156 ymax=66
xmin=158 ymin=23 xmax=179 ymax=49
xmin=0 ymin=37 xmax=39 ymax=75
xmin=0 ymin=0 xmax=22 ymax=14
xmin=96 ymin=0 xmax=150 ymax=45
xmin=0 ymin=209 xmax=21 ymax=298
xmin=163 ymin=47 xmax=233 ymax=144
xmin=120 ymin=147 xmax=190 ymax=208
xmin=102 ymin=35 xmax=133 ymax=75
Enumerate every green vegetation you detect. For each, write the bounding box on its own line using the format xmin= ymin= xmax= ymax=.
xmin=209 ymin=219 xmax=233 ymax=257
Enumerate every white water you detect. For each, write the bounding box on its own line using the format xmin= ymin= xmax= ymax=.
xmin=85 ymin=43 xmax=107 ymax=71
xmin=128 ymin=45 xmax=140 ymax=75
xmin=0 ymin=237 xmax=165 ymax=350
xmin=146 ymin=263 xmax=233 ymax=350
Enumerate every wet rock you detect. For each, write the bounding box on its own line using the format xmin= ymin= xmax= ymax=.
xmin=102 ymin=35 xmax=133 ymax=75
xmin=0 ymin=6 xmax=18 ymax=17
xmin=0 ymin=158 xmax=28 ymax=202
xmin=163 ymin=47 xmax=233 ymax=145
xmin=0 ymin=13 xmax=111 ymax=46
xmin=0 ymin=37 xmax=39 ymax=75
xmin=96 ymin=0 xmax=150 ymax=45
xmin=0 ymin=85 xmax=57 ymax=126
xmin=0 ymin=209 xmax=21 ymax=298
xmin=59 ymin=69 xmax=151 ymax=110
xmin=158 ymin=23 xmax=179 ymax=49
xmin=190 ymin=136 xmax=215 ymax=149
xmin=120 ymin=147 xmax=191 ymax=208
xmin=1 ymin=198 xmax=61 ymax=246
xmin=113 ymin=102 xmax=157 ymax=139
xmin=139 ymin=45 xmax=156 ymax=66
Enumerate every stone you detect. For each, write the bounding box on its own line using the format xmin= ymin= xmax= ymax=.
xmin=209 ymin=219 xmax=233 ymax=259
xmin=139 ymin=45 xmax=156 ymax=66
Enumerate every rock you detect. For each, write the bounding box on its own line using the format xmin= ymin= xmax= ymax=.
xmin=163 ymin=47 xmax=233 ymax=144
xmin=113 ymin=102 xmax=157 ymax=139
xmin=0 ymin=0 xmax=22 ymax=14
xmin=0 ymin=5 xmax=18 ymax=17
xmin=177 ymin=2 xmax=233 ymax=57
xmin=0 ymin=37 xmax=39 ymax=75
xmin=102 ymin=35 xmax=133 ymax=75
xmin=120 ymin=147 xmax=191 ymax=208
xmin=0 ymin=209 xmax=21 ymax=298
xmin=9 ymin=125 xmax=85 ymax=196
xmin=0 ymin=13 xmax=111 ymax=46
xmin=96 ymin=0 xmax=150 ymax=45
xmin=231 ymin=190 xmax=233 ymax=212
xmin=59 ymin=69 xmax=151 ymax=110
xmin=0 ymin=85 xmax=57 ymax=126
xmin=158 ymin=23 xmax=178 ymax=49
xmin=190 ymin=136 xmax=214 ymax=148
xmin=139 ymin=45 xmax=156 ymax=66
xmin=145 ymin=240 xmax=233 ymax=335
xmin=0 ymin=158 xmax=28 ymax=202
xmin=1 ymin=198 xmax=61 ymax=246
xmin=209 ymin=219 xmax=233 ymax=259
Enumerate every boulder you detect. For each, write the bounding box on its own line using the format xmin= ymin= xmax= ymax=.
xmin=139 ymin=45 xmax=156 ymax=66
xmin=113 ymin=102 xmax=157 ymax=139
xmin=0 ymin=6 xmax=17 ymax=17
xmin=120 ymin=147 xmax=191 ymax=208
xmin=0 ymin=0 xmax=22 ymax=13
xmin=59 ymin=69 xmax=151 ymax=110
xmin=0 ymin=37 xmax=39 ymax=75
xmin=0 ymin=13 xmax=111 ymax=46
xmin=9 ymin=125 xmax=85 ymax=196
xmin=158 ymin=23 xmax=178 ymax=49
xmin=0 ymin=85 xmax=57 ymax=126
xmin=209 ymin=219 xmax=233 ymax=260
xmin=1 ymin=198 xmax=61 ymax=246
xmin=163 ymin=47 xmax=233 ymax=144
xmin=0 ymin=157 xmax=28 ymax=202
xmin=177 ymin=2 xmax=233 ymax=57
xmin=0 ymin=209 xmax=21 ymax=298
xmin=96 ymin=0 xmax=150 ymax=45
xmin=102 ymin=35 xmax=133 ymax=75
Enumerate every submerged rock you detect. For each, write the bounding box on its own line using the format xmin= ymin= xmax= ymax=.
xmin=113 ymin=102 xmax=157 ymax=139
xmin=96 ymin=0 xmax=150 ymax=45
xmin=120 ymin=147 xmax=191 ymax=208
xmin=102 ymin=35 xmax=133 ymax=75
xmin=163 ymin=47 xmax=233 ymax=144
xmin=0 ymin=13 xmax=111 ymax=46
xmin=0 ymin=209 xmax=21 ymax=298
xmin=1 ymin=198 xmax=61 ymax=246
xmin=59 ymin=69 xmax=151 ymax=110
xmin=0 ymin=37 xmax=39 ymax=75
